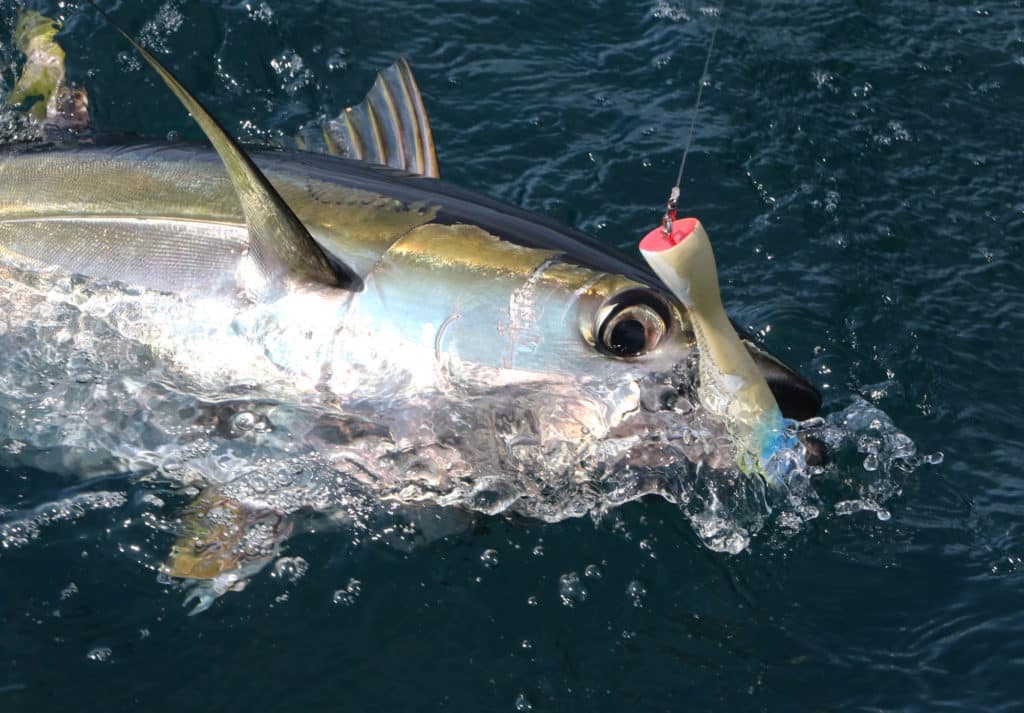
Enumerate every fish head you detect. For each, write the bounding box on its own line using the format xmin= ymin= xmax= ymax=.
xmin=345 ymin=223 xmax=730 ymax=484
xmin=523 ymin=269 xmax=715 ymax=463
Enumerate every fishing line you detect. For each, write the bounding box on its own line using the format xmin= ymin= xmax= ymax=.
xmin=661 ymin=7 xmax=723 ymax=233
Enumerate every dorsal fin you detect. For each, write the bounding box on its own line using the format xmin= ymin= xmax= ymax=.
xmin=86 ymin=1 xmax=362 ymax=295
xmin=297 ymin=59 xmax=440 ymax=178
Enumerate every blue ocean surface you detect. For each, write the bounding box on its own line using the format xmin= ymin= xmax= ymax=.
xmin=1 ymin=0 xmax=1023 ymax=710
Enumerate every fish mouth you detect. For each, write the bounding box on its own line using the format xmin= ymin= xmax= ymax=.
xmin=605 ymin=365 xmax=828 ymax=477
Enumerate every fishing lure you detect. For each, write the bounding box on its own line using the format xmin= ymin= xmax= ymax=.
xmin=636 ymin=9 xmax=804 ymax=487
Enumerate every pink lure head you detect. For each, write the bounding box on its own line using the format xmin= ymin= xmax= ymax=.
xmin=639 ymin=217 xmax=697 ymax=253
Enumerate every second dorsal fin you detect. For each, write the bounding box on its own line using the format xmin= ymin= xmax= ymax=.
xmin=87 ymin=1 xmax=362 ymax=295
xmin=298 ymin=59 xmax=440 ymax=178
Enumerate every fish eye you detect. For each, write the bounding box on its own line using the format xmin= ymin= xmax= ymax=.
xmin=596 ymin=291 xmax=670 ymax=358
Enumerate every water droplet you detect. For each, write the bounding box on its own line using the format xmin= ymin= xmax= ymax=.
xmin=326 ymin=48 xmax=348 ymax=72
xmin=480 ymin=548 xmax=500 ymax=568
xmin=531 ymin=545 xmax=544 ymax=557
xmin=558 ymin=572 xmax=589 ymax=607
xmin=851 ymin=81 xmax=873 ymax=98
xmin=117 ymin=50 xmax=141 ymax=72
xmin=272 ymin=556 xmax=309 ymax=583
xmin=520 ymin=639 xmax=533 ymax=651
xmin=332 ymin=578 xmax=363 ymax=606
xmin=86 ymin=646 xmax=112 ymax=662
xmin=232 ymin=410 xmax=257 ymax=432
xmin=246 ymin=1 xmax=275 ymax=23
xmin=835 ymin=500 xmax=862 ymax=516
xmin=269 ymin=49 xmax=312 ymax=94
xmin=627 ymin=580 xmax=647 ymax=608
xmin=141 ymin=493 xmax=166 ymax=509
xmin=651 ymin=0 xmax=689 ymax=21
xmin=526 ymin=595 xmax=539 ymax=607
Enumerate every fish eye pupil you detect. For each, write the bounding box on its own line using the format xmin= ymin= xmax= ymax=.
xmin=596 ymin=293 xmax=669 ymax=358
xmin=609 ymin=319 xmax=647 ymax=356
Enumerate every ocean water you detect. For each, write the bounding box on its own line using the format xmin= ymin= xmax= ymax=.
xmin=1 ymin=0 xmax=1023 ymax=710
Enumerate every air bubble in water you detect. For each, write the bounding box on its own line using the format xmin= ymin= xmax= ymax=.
xmin=514 ymin=693 xmax=533 ymax=711
xmin=480 ymin=548 xmax=500 ymax=568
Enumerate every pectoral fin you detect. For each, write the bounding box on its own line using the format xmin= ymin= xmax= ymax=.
xmin=163 ymin=488 xmax=292 ymax=614
xmin=86 ymin=1 xmax=362 ymax=294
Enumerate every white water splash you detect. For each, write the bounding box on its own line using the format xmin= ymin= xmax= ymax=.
xmin=0 ymin=491 xmax=127 ymax=550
